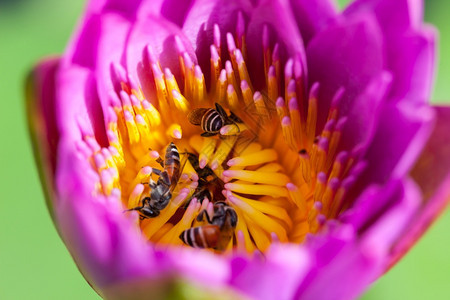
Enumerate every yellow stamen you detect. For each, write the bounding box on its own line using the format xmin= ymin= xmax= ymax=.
xmin=181 ymin=52 xmax=194 ymax=101
xmin=236 ymin=50 xmax=253 ymax=92
xmin=142 ymin=190 xmax=189 ymax=239
xmin=141 ymin=100 xmax=162 ymax=127
xmin=127 ymin=166 xmax=153 ymax=195
xmin=225 ymin=182 xmax=288 ymax=198
xmin=308 ymin=202 xmax=322 ymax=233
xmin=289 ymin=219 xmax=309 ymax=243
xmin=128 ymin=183 xmax=145 ymax=208
xmin=164 ymin=68 xmax=182 ymax=104
xmin=210 ymin=45 xmax=222 ymax=93
xmin=227 ymin=84 xmax=239 ymax=110
xmin=286 ymin=183 xmax=308 ymax=214
xmin=151 ymin=223 xmax=174 ymax=243
xmin=256 ymin=162 xmax=283 ymax=173
xmin=241 ymin=80 xmax=254 ymax=107
xmin=281 ymin=116 xmax=298 ymax=151
xmin=215 ymin=69 xmax=227 ymax=105
xmin=253 ymin=91 xmax=269 ymax=119
xmin=314 ymin=172 xmax=327 ymax=203
xmin=151 ymin=63 xmax=169 ymax=110
xmin=321 ymin=178 xmax=339 ymax=215
xmin=289 ymin=98 xmax=304 ymax=148
xmin=245 ymin=219 xmax=271 ymax=252
xmin=227 ymin=149 xmax=278 ymax=167
xmin=238 ymin=196 xmax=293 ymax=229
xmin=194 ymin=65 xmax=207 ymax=103
xmin=199 ymin=138 xmax=217 ymax=169
xmin=227 ymin=191 xmax=288 ymax=242
xmin=210 ymin=136 xmax=237 ymax=171
xmin=171 ymin=90 xmax=190 ymax=113
xmin=223 ymin=169 xmax=290 ymax=186
xmin=306 ymin=84 xmax=318 ymax=146
xmin=166 ymin=123 xmax=182 ymax=139
xmin=268 ymin=65 xmax=278 ymax=101
xmin=225 ymin=61 xmax=238 ymax=97
xmin=158 ymin=200 xmax=201 ymax=245
xmin=124 ymin=110 xmax=141 ymax=146
xmin=298 ymin=150 xmax=312 ymax=184
xmin=234 ymin=210 xmax=256 ymax=253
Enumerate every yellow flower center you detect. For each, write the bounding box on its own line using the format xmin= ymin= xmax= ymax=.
xmin=84 ymin=23 xmax=359 ymax=255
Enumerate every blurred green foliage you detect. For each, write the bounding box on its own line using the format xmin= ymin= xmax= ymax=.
xmin=0 ymin=0 xmax=448 ymax=299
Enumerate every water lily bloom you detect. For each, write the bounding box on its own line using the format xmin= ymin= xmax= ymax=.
xmin=27 ymin=0 xmax=450 ymax=299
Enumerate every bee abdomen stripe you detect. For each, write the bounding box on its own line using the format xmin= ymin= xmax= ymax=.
xmin=201 ymin=109 xmax=215 ymax=131
xmin=202 ymin=109 xmax=222 ymax=132
xmin=186 ymin=229 xmax=196 ymax=247
xmin=181 ymin=229 xmax=193 ymax=247
xmin=166 ymin=147 xmax=180 ymax=161
xmin=196 ymin=226 xmax=207 ymax=248
xmin=165 ymin=156 xmax=180 ymax=166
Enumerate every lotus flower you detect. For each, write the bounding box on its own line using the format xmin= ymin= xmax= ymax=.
xmin=27 ymin=0 xmax=450 ymax=299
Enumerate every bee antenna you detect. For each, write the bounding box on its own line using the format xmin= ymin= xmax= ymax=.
xmin=123 ymin=206 xmax=143 ymax=213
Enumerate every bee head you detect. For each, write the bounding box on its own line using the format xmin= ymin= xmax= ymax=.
xmin=141 ymin=207 xmax=160 ymax=218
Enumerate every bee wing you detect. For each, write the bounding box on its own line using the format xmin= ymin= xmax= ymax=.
xmin=215 ymin=103 xmax=228 ymax=118
xmin=188 ymin=108 xmax=209 ymax=125
xmin=228 ymin=111 xmax=243 ymax=123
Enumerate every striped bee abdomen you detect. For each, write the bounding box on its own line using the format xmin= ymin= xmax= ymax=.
xmin=164 ymin=142 xmax=181 ymax=182
xmin=179 ymin=225 xmax=221 ymax=249
xmin=201 ymin=109 xmax=224 ymax=133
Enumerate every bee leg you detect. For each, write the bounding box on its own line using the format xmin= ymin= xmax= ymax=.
xmin=183 ymin=197 xmax=192 ymax=210
xmin=196 ymin=209 xmax=214 ymax=224
xmin=201 ymin=132 xmax=218 ymax=137
xmin=123 ymin=205 xmax=144 ymax=213
xmin=124 ymin=196 xmax=150 ymax=213
xmin=179 ymin=150 xmax=196 ymax=157
xmin=233 ymin=121 xmax=241 ymax=134
xmin=148 ymin=148 xmax=165 ymax=167
xmin=159 ymin=171 xmax=171 ymax=186
xmin=184 ymin=186 xmax=208 ymax=210
xmin=196 ymin=189 xmax=211 ymax=204
xmin=148 ymin=177 xmax=158 ymax=189
xmin=141 ymin=168 xmax=162 ymax=185
xmin=156 ymin=157 xmax=164 ymax=167
xmin=152 ymin=168 xmax=163 ymax=176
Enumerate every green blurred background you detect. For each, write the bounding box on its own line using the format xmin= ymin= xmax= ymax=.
xmin=0 ymin=0 xmax=448 ymax=299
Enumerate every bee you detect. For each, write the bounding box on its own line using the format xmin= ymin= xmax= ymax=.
xmin=188 ymin=103 xmax=243 ymax=137
xmin=126 ymin=142 xmax=181 ymax=219
xmin=183 ymin=152 xmax=225 ymax=204
xmin=179 ymin=201 xmax=238 ymax=251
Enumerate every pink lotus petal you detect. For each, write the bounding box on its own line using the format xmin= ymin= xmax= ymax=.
xmin=290 ymin=0 xmax=338 ymax=44
xmin=26 ymin=0 xmax=447 ymax=298
xmin=306 ymin=12 xmax=385 ymax=130
xmin=388 ymin=106 xmax=450 ymax=266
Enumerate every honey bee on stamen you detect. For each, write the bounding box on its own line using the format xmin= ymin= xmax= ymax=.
xmin=125 ymin=142 xmax=182 ymax=219
xmin=182 ymin=152 xmax=225 ymax=206
xmin=188 ymin=103 xmax=243 ymax=137
xmin=179 ymin=201 xmax=238 ymax=251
